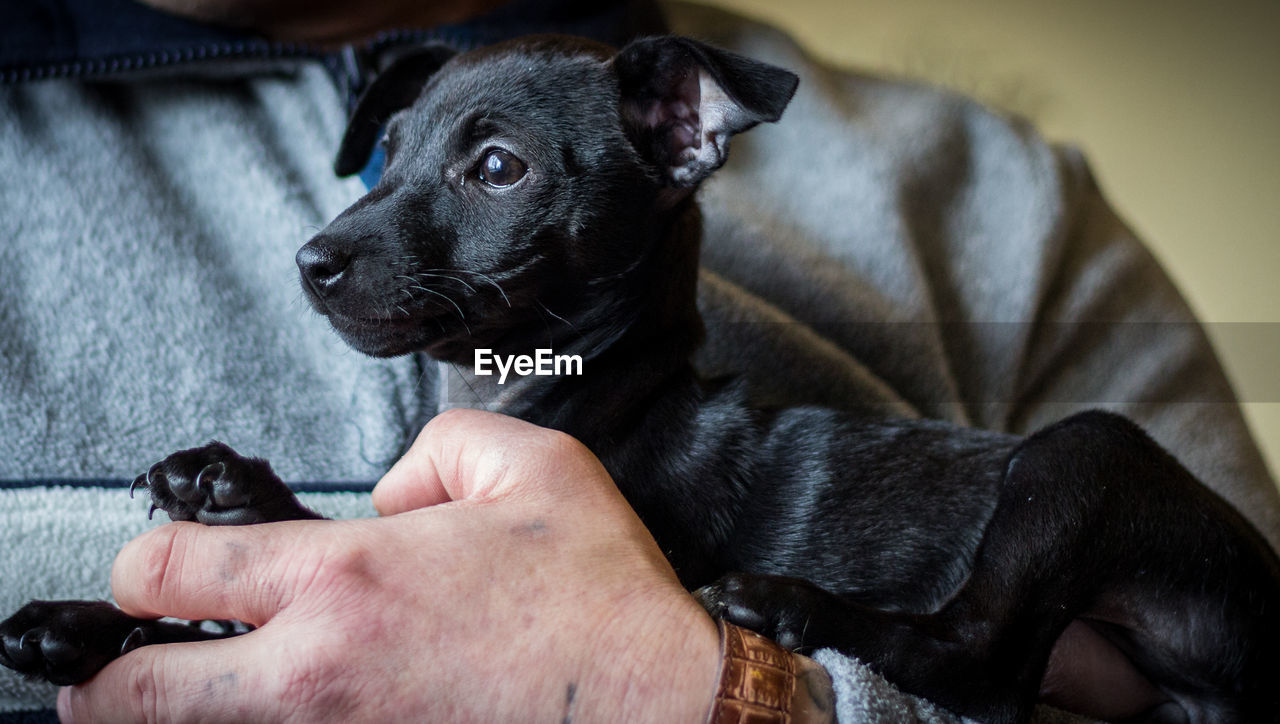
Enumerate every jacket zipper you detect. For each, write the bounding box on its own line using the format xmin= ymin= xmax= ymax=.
xmin=2 ymin=41 xmax=312 ymax=85
xmin=1 ymin=28 xmax=476 ymax=92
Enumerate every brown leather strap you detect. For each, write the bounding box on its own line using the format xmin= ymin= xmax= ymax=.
xmin=706 ymin=620 xmax=796 ymax=724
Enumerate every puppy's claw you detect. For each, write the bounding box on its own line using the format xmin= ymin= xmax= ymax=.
xmin=194 ymin=462 xmax=224 ymax=495
xmin=15 ymin=628 xmax=45 ymax=667
xmin=131 ymin=442 xmax=317 ymax=525
xmin=695 ymin=584 xmax=767 ymax=632
xmin=129 ymin=473 xmax=146 ymax=498
xmin=692 ymin=585 xmax=718 ymax=610
xmin=120 ymin=627 xmax=147 ymax=656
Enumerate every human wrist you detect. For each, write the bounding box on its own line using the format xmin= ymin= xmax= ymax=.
xmin=574 ymin=592 xmax=721 ymax=723
xmin=704 ymin=621 xmax=836 ymax=724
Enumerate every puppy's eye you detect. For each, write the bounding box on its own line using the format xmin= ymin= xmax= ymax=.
xmin=477 ymin=149 xmax=527 ymax=188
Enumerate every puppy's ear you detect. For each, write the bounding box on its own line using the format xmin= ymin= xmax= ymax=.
xmin=612 ymin=37 xmax=798 ymax=187
xmin=334 ymin=44 xmax=457 ymax=177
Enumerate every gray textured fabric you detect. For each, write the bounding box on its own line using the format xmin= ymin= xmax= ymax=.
xmin=812 ymin=648 xmax=1098 ymax=723
xmin=0 ymin=64 xmax=435 ymax=482
xmin=1 ymin=2 xmax=1276 ymax=719
xmin=673 ymin=5 xmax=1279 ymax=541
xmin=0 ymin=63 xmax=434 ymax=712
xmin=812 ymin=648 xmax=968 ymax=724
xmin=0 ymin=488 xmax=376 ymax=709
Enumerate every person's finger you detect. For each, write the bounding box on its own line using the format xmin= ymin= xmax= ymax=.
xmin=110 ymin=519 xmax=323 ymax=624
xmin=372 ymin=408 xmax=608 ymax=515
xmin=57 ymin=635 xmax=279 ymax=724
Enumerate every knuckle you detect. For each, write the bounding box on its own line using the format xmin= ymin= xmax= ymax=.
xmin=540 ymin=427 xmax=590 ymax=459
xmin=423 ymin=407 xmax=481 ymax=441
xmin=125 ymin=524 xmax=193 ymax=607
xmin=538 ymin=428 xmax=601 ymax=478
xmin=291 ymin=541 xmax=374 ymax=602
xmin=430 ymin=406 xmax=474 ymax=426
xmin=320 ymin=550 xmax=373 ymax=596
xmin=126 ymin=655 xmax=165 ymax=724
xmin=317 ymin=545 xmax=374 ymax=588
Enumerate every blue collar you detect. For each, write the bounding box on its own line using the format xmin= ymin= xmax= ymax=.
xmin=0 ymin=0 xmax=662 ymax=84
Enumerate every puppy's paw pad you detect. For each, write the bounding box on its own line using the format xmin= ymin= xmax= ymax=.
xmin=132 ymin=441 xmax=293 ymax=525
xmin=0 ymin=601 xmax=133 ymax=685
xmin=695 ymin=573 xmax=822 ymax=651
xmin=695 ymin=575 xmax=768 ymax=630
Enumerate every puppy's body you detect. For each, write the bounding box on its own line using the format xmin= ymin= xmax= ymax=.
xmin=459 ymin=203 xmax=1012 ymax=610
xmin=4 ymin=35 xmax=1278 ymax=723
xmin=293 ymin=36 xmax=1280 ymax=722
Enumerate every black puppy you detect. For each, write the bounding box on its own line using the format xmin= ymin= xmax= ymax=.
xmin=4 ymin=35 xmax=1279 ymax=723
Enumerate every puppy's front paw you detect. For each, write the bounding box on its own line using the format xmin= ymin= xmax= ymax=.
xmin=0 ymin=600 xmax=152 ymax=685
xmin=696 ymin=572 xmax=836 ymax=652
xmin=132 ymin=441 xmax=318 ymax=525
xmin=1 ymin=601 xmax=248 ymax=685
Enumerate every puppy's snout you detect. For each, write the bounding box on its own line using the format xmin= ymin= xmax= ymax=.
xmin=296 ymin=240 xmax=350 ymax=297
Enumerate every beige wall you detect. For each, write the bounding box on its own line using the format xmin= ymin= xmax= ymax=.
xmin=698 ymin=0 xmax=1280 ymax=476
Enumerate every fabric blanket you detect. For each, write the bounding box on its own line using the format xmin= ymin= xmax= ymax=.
xmin=1 ymin=2 xmax=1275 ymax=720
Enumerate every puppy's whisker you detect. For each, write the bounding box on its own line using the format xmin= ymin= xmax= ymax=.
xmin=415 ymin=287 xmax=467 ymax=323
xmin=413 ymin=287 xmax=471 ymax=336
xmin=413 ymin=295 xmax=450 ymax=316
xmin=536 ymin=300 xmax=580 ymax=337
xmin=425 ymin=268 xmax=511 ymax=308
xmin=481 ymin=277 xmax=512 ymax=308
xmin=449 ymin=361 xmax=485 ymax=405
xmin=532 ymin=304 xmax=554 ymax=349
xmin=414 ymin=272 xmax=477 ymax=295
xmin=413 ymin=355 xmax=434 ymax=394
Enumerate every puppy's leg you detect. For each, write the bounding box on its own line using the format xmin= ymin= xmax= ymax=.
xmin=0 ymin=442 xmax=322 ymax=685
xmin=695 ymin=575 xmax=981 ymax=707
xmin=135 ymin=440 xmax=322 ymax=524
xmin=0 ymin=601 xmax=242 ymax=686
xmin=702 ymin=411 xmax=1280 ymax=723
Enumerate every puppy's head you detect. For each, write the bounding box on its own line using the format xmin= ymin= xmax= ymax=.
xmin=298 ymin=35 xmax=797 ymax=362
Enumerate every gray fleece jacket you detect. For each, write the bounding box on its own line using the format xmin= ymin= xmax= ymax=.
xmin=1 ymin=2 xmax=1275 ymax=721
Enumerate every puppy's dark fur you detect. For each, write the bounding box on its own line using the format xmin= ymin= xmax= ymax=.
xmin=4 ymin=35 xmax=1278 ymax=723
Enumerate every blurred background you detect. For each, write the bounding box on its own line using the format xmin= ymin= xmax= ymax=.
xmin=701 ymin=0 xmax=1280 ymax=477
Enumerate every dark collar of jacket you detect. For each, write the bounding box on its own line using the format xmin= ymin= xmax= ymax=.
xmin=0 ymin=0 xmax=664 ymax=85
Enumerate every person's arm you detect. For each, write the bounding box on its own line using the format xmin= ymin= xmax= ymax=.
xmin=1001 ymin=147 xmax=1280 ymax=549
xmin=671 ymin=4 xmax=1279 ymax=556
xmin=59 ymin=410 xmax=724 ymax=723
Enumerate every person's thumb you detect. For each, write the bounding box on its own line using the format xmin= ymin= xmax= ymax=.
xmin=372 ymin=408 xmax=612 ymax=515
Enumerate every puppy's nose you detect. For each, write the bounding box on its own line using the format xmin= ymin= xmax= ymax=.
xmin=296 ymin=240 xmax=351 ymax=296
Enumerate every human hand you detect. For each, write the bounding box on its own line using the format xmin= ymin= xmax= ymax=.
xmin=57 ymin=409 xmax=720 ymax=723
